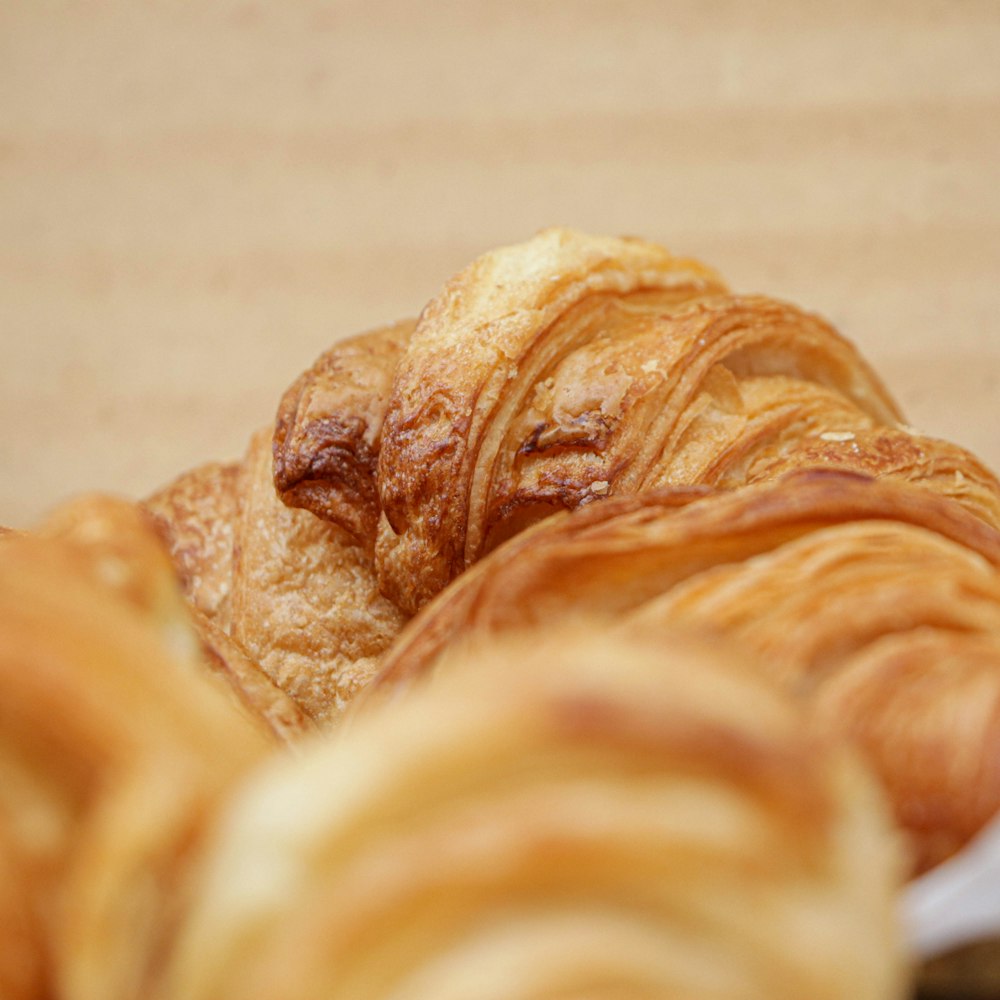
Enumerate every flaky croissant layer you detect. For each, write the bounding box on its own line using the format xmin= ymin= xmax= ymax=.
xmin=367 ymin=470 xmax=1000 ymax=877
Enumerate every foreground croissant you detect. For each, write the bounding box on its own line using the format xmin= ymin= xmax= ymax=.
xmin=170 ymin=627 xmax=908 ymax=1000
xmin=0 ymin=503 xmax=270 ymax=1000
xmin=149 ymin=228 xmax=1000 ymax=727
xmin=0 ymin=522 xmax=908 ymax=998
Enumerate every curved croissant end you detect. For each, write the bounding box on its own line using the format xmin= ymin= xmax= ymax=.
xmin=231 ymin=429 xmax=409 ymax=723
xmin=369 ymin=470 xmax=1000 ymax=874
xmin=148 ymin=431 xmax=408 ymax=726
xmin=145 ymin=459 xmax=242 ymax=631
xmin=162 ymin=628 xmax=907 ymax=1000
xmin=273 ymin=319 xmax=414 ymax=545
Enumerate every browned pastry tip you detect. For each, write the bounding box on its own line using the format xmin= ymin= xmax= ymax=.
xmin=163 ymin=627 xmax=907 ymax=1000
xmin=273 ymin=318 xmax=414 ymax=544
xmin=368 ymin=469 xmax=1000 ymax=874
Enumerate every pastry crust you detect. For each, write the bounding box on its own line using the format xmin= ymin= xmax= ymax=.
xmin=229 ymin=428 xmax=408 ymax=722
xmin=273 ymin=319 xmax=414 ymax=545
xmin=376 ymin=227 xmax=729 ymax=612
xmin=369 ymin=470 xmax=1000 ymax=874
xmin=148 ymin=430 xmax=408 ymax=725
xmin=736 ymin=423 xmax=1000 ymax=528
xmin=145 ymin=460 xmax=242 ymax=630
xmin=162 ymin=628 xmax=906 ymax=1000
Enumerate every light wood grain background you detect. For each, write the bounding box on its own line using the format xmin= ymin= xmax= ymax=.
xmin=2 ymin=1 xmax=998 ymax=527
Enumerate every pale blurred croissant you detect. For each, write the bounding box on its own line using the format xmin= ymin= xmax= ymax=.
xmin=0 ymin=499 xmax=271 ymax=1000
xmin=161 ymin=627 xmax=906 ymax=1000
xmin=369 ymin=469 xmax=1000 ymax=877
xmin=0 ymin=522 xmax=908 ymax=998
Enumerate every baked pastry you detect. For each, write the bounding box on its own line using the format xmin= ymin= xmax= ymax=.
xmin=369 ymin=469 xmax=1000 ymax=875
xmin=272 ymin=228 xmax=1000 ymax=625
xmin=144 ymin=460 xmax=241 ymax=630
xmin=273 ymin=318 xmax=414 ymax=545
xmin=147 ymin=428 xmax=407 ymax=723
xmin=161 ymin=627 xmax=907 ymax=1000
xmin=0 ymin=513 xmax=269 ymax=999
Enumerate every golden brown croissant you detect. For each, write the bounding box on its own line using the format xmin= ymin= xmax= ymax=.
xmin=160 ymin=627 xmax=907 ymax=1000
xmin=141 ymin=227 xmax=997 ymax=727
xmin=369 ymin=469 xmax=1000 ymax=875
xmin=0 ymin=518 xmax=909 ymax=998
xmin=272 ymin=228 xmax=1000 ymax=626
xmin=152 ymin=228 xmax=1000 ymax=734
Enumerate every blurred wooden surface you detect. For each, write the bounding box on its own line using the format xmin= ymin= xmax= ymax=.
xmin=2 ymin=1 xmax=999 ymax=526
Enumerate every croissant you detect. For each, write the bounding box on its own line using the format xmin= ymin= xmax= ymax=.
xmin=146 ymin=426 xmax=407 ymax=723
xmin=0 ymin=507 xmax=270 ymax=999
xmin=160 ymin=626 xmax=907 ymax=1000
xmin=274 ymin=228 xmax=1000 ymax=623
xmin=367 ymin=469 xmax=1000 ymax=876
